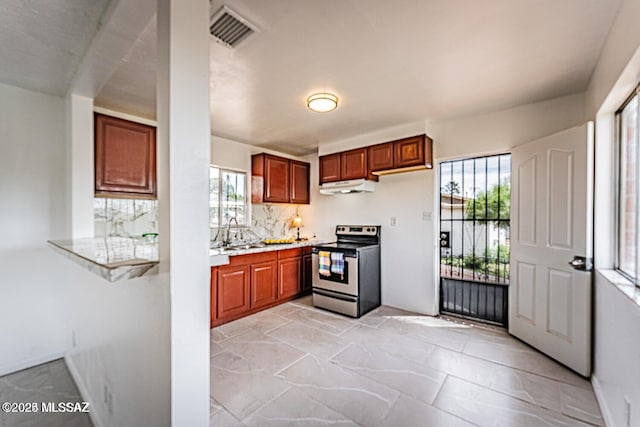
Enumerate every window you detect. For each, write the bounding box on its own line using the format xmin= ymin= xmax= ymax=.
xmin=209 ymin=166 xmax=248 ymax=228
xmin=617 ymin=88 xmax=639 ymax=285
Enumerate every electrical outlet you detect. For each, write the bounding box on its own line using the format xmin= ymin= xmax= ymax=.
xmin=390 ymin=217 xmax=398 ymax=227
xmin=71 ymin=331 xmax=76 ymax=348
xmin=624 ymin=396 xmax=631 ymax=427
xmin=422 ymin=211 xmax=432 ymax=221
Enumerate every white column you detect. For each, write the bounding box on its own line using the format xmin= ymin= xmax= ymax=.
xmin=68 ymin=94 xmax=94 ymax=238
xmin=157 ymin=0 xmax=211 ymax=425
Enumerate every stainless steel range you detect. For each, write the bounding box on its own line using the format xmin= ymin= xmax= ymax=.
xmin=312 ymin=225 xmax=381 ymax=317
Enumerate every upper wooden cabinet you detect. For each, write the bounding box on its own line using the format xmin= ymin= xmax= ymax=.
xmin=252 ymin=153 xmax=309 ymax=204
xmin=290 ymin=160 xmax=310 ymax=204
xmin=368 ymin=142 xmax=394 ymax=172
xmin=395 ymin=135 xmax=429 ymax=169
xmin=319 ymin=153 xmax=341 ymax=183
xmin=370 ymin=134 xmax=433 ymax=176
xmin=319 ymin=149 xmax=378 ymax=184
xmin=265 ymin=154 xmax=290 ymax=203
xmin=94 ymin=113 xmax=157 ymax=198
xmin=341 ymin=148 xmax=368 ymax=180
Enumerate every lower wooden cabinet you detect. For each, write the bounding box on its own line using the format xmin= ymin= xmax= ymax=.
xmin=212 ymin=248 xmax=307 ymax=327
xmin=217 ymin=264 xmax=250 ymax=320
xmin=251 ymin=260 xmax=278 ymax=309
xmin=210 ymin=267 xmax=218 ymax=327
xmin=302 ymin=250 xmax=313 ymax=294
xmin=278 ymin=256 xmax=301 ymax=299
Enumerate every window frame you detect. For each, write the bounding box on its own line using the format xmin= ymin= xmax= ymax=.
xmin=615 ymin=84 xmax=640 ymax=287
xmin=209 ymin=165 xmax=249 ymax=229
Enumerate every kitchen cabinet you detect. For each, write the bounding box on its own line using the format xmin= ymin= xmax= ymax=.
xmin=302 ymin=248 xmax=313 ymax=294
xmin=319 ymin=149 xmax=378 ymax=184
xmin=368 ymin=142 xmax=394 ymax=172
xmin=370 ymin=134 xmax=433 ymax=175
xmin=216 ymin=264 xmax=250 ymax=321
xmin=394 ymin=134 xmax=431 ymax=169
xmin=278 ymin=248 xmax=302 ymax=299
xmin=210 ymin=267 xmax=218 ymax=327
xmin=319 ymin=153 xmax=341 ymax=183
xmin=250 ymin=256 xmax=278 ymax=309
xmin=290 ymin=160 xmax=310 ymax=204
xmin=340 ymin=148 xmax=369 ymax=180
xmin=94 ymin=113 xmax=157 ymax=198
xmin=252 ymin=153 xmax=310 ymax=204
xmin=212 ymin=249 xmax=308 ymax=327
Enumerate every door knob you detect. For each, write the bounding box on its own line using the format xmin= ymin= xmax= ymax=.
xmin=568 ymin=256 xmax=592 ymax=271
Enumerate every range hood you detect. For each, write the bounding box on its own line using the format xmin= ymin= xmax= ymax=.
xmin=319 ymin=179 xmax=376 ymax=195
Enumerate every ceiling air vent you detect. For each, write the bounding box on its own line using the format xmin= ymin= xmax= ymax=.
xmin=209 ymin=6 xmax=258 ymax=49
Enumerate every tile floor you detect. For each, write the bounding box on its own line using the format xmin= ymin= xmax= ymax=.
xmin=211 ymin=296 xmax=604 ymax=427
xmin=0 ymin=359 xmax=93 ymax=427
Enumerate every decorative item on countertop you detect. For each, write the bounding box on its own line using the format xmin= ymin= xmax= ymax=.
xmin=264 ymin=238 xmax=294 ymax=245
xmin=291 ymin=212 xmax=304 ymax=241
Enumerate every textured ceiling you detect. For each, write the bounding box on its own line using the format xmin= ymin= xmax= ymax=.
xmin=0 ymin=0 xmax=111 ymax=96
xmin=8 ymin=0 xmax=619 ymax=155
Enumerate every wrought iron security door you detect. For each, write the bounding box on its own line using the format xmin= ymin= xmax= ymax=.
xmin=439 ymin=154 xmax=511 ymax=326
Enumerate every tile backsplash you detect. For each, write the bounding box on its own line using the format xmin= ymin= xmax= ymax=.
xmin=94 ymin=198 xmax=301 ymax=242
xmin=94 ymin=198 xmax=158 ymax=238
xmin=251 ymin=203 xmax=298 ymax=239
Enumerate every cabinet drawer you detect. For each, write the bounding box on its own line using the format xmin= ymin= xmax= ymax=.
xmin=278 ymin=247 xmax=303 ymax=259
xmin=228 ymin=251 xmax=277 ymax=267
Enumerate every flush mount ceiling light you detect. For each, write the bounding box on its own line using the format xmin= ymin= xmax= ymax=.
xmin=307 ymin=92 xmax=338 ymax=113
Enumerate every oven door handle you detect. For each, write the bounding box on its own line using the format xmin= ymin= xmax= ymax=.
xmin=312 ymin=249 xmax=357 ymax=258
xmin=312 ymin=288 xmax=358 ymax=302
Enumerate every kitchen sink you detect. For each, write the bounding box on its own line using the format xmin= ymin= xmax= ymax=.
xmin=214 ymin=243 xmax=266 ymax=251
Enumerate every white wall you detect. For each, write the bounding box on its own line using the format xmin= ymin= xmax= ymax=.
xmin=62 ymin=267 xmax=170 ymax=427
xmin=0 ymin=82 xmax=172 ymax=426
xmin=586 ymin=0 xmax=640 ymax=425
xmin=306 ymin=94 xmax=586 ymax=315
xmin=0 ymin=83 xmax=70 ymax=373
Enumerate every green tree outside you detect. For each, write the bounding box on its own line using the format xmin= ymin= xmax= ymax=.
xmin=465 ymin=180 xmax=510 ymax=227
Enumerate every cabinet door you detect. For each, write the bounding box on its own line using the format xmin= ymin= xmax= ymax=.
xmin=95 ymin=113 xmax=157 ymax=197
xmin=319 ymin=153 xmax=341 ymax=184
xmin=210 ymin=267 xmax=218 ymax=327
xmin=251 ymin=260 xmax=278 ymax=309
xmin=340 ymin=148 xmax=368 ymax=180
xmin=394 ymin=135 xmax=426 ymax=168
xmin=217 ymin=265 xmax=250 ymax=321
xmin=302 ymin=254 xmax=313 ymax=294
xmin=264 ymin=155 xmax=290 ymax=203
xmin=369 ymin=142 xmax=394 ymax=172
xmin=290 ymin=160 xmax=310 ymax=204
xmin=278 ymin=256 xmax=301 ymax=299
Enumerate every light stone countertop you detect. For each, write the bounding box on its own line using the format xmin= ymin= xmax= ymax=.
xmin=49 ymin=237 xmax=329 ymax=278
xmin=48 ymin=237 xmax=159 ymax=282
xmin=210 ymin=240 xmax=329 ymax=267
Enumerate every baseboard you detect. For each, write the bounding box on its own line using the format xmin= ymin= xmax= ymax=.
xmin=65 ymin=355 xmax=104 ymax=427
xmin=592 ymin=375 xmax=615 ymax=427
xmin=0 ymin=352 xmax=65 ymax=377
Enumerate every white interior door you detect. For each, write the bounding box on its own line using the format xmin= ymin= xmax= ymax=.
xmin=509 ymin=123 xmax=594 ymax=377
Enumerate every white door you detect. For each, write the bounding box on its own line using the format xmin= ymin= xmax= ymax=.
xmin=509 ymin=123 xmax=594 ymax=377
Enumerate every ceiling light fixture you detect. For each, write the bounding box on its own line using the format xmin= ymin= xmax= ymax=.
xmin=307 ymin=92 xmax=338 ymax=113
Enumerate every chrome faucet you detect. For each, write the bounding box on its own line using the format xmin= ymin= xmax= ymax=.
xmin=224 ymin=217 xmax=239 ymax=246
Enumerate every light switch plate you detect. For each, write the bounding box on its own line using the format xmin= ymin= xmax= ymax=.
xmin=390 ymin=216 xmax=398 ymax=227
xmin=422 ymin=211 xmax=432 ymax=221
